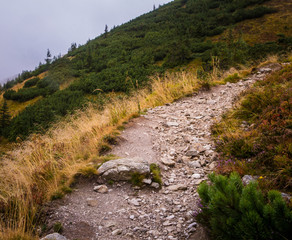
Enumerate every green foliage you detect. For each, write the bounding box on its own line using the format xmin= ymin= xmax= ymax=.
xmin=224 ymin=73 xmax=241 ymax=83
xmin=61 ymin=185 xmax=73 ymax=194
xmin=6 ymin=90 xmax=85 ymax=140
xmin=212 ymin=65 xmax=292 ymax=191
xmin=53 ymin=222 xmax=63 ymax=233
xmin=130 ymin=172 xmax=145 ymax=186
xmin=77 ymin=166 xmax=98 ymax=177
xmin=3 ymin=75 xmax=60 ymax=102
xmin=0 ymin=100 xmax=11 ymax=135
xmin=50 ymin=191 xmax=64 ymax=200
xmin=4 ymin=0 xmax=290 ymax=141
xmin=23 ymin=77 xmax=40 ymax=88
xmin=98 ymin=143 xmax=112 ymax=155
xmin=150 ymin=163 xmax=162 ymax=186
xmin=233 ymin=6 xmax=275 ymax=23
xmin=102 ymin=134 xmax=117 ymax=145
xmin=197 ymin=172 xmax=292 ymax=240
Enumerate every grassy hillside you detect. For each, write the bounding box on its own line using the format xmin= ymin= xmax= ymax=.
xmin=211 ymin=0 xmax=292 ymax=44
xmin=0 ymin=0 xmax=291 ymax=238
xmin=212 ymin=63 xmax=292 ymax=193
xmin=0 ymin=0 xmax=291 ymax=142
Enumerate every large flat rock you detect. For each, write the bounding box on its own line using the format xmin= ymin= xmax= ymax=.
xmin=98 ymin=157 xmax=150 ymax=181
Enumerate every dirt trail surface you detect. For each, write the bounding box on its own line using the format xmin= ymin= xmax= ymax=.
xmin=44 ymin=64 xmax=280 ymax=240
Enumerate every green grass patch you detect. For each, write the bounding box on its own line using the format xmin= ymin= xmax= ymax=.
xmin=150 ymin=163 xmax=162 ymax=186
xmin=130 ymin=172 xmax=145 ymax=187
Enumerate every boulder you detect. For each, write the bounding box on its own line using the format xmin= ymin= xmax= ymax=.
xmin=98 ymin=157 xmax=150 ymax=181
xmin=41 ymin=233 xmax=67 ymax=240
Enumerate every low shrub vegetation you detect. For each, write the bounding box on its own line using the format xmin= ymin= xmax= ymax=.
xmin=212 ymin=64 xmax=292 ymax=192
xmin=197 ymin=173 xmax=292 ymax=240
xmin=150 ymin=163 xmax=162 ymax=186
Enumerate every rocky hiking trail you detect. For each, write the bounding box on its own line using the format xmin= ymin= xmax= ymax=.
xmin=43 ymin=64 xmax=281 ymax=240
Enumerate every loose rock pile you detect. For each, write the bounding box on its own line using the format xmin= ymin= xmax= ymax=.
xmin=44 ymin=65 xmax=279 ymax=240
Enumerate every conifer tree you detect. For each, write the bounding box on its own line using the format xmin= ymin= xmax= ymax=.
xmin=45 ymin=49 xmax=52 ymax=64
xmin=104 ymin=24 xmax=108 ymax=38
xmin=0 ymin=100 xmax=11 ymax=135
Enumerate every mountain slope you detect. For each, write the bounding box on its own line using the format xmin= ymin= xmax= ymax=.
xmin=1 ymin=0 xmax=291 ymax=142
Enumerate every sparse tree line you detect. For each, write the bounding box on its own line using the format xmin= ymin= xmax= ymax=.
xmin=1 ymin=0 xmax=291 ymax=141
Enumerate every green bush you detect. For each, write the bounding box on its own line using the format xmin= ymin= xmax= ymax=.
xmin=197 ymin=172 xmax=292 ymax=240
xmin=23 ymin=77 xmax=40 ymax=88
xmin=150 ymin=163 xmax=162 ymax=186
xmin=224 ymin=73 xmax=241 ymax=83
xmin=130 ymin=172 xmax=145 ymax=186
xmin=7 ymin=90 xmax=85 ymax=140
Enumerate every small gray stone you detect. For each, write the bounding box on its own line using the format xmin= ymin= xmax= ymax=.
xmin=128 ymin=198 xmax=140 ymax=206
xmin=242 ymin=175 xmax=258 ymax=185
xmin=142 ymin=178 xmax=152 ymax=185
xmin=167 ymin=184 xmax=187 ymax=191
xmin=281 ymin=192 xmax=291 ymax=201
xmin=191 ymin=173 xmax=201 ymax=179
xmin=166 ymin=122 xmax=179 ymax=127
xmin=151 ymin=182 xmax=160 ymax=189
xmin=93 ymin=185 xmax=108 ymax=193
xmin=104 ymin=221 xmax=116 ymax=228
xmin=187 ymin=222 xmax=197 ymax=229
xmin=182 ymin=156 xmax=191 ymax=163
xmin=86 ymin=198 xmax=98 ymax=207
xmin=161 ymin=158 xmax=175 ymax=167
xmin=194 ymin=179 xmax=203 ymax=185
xmin=148 ymin=230 xmax=160 ymax=236
xmin=188 ymin=161 xmax=201 ymax=168
xmin=112 ymin=229 xmax=122 ymax=235
xmin=163 ymin=220 xmax=173 ymax=226
xmin=209 ymin=161 xmax=217 ymax=169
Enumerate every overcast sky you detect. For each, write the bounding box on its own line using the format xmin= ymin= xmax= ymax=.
xmin=0 ymin=0 xmax=172 ymax=84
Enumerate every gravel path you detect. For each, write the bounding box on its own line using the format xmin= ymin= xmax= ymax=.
xmin=44 ymin=64 xmax=280 ymax=240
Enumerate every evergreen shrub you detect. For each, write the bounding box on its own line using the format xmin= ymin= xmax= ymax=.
xmin=197 ymin=172 xmax=292 ymax=240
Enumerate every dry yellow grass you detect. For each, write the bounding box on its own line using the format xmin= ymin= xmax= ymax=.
xmin=0 ymin=54 xmax=287 ymax=238
xmin=0 ymin=70 xmax=201 ymax=238
xmin=0 ymin=71 xmax=48 ymax=118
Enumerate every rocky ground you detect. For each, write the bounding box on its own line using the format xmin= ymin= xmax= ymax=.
xmin=43 ymin=64 xmax=280 ymax=240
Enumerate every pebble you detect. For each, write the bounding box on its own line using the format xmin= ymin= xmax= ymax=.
xmin=93 ymin=185 xmax=108 ymax=193
xmin=191 ymin=174 xmax=201 ymax=179
xmin=161 ymin=158 xmax=176 ymax=167
xmin=167 ymin=184 xmax=187 ymax=191
xmin=112 ymin=229 xmax=122 ymax=235
xmin=143 ymin=178 xmax=152 ymax=185
xmin=151 ymin=182 xmax=160 ymax=189
xmin=86 ymin=198 xmax=98 ymax=207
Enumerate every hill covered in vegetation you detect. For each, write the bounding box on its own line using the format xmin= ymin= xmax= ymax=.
xmin=0 ymin=1 xmax=291 ymax=239
xmin=0 ymin=0 xmax=291 ymax=142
